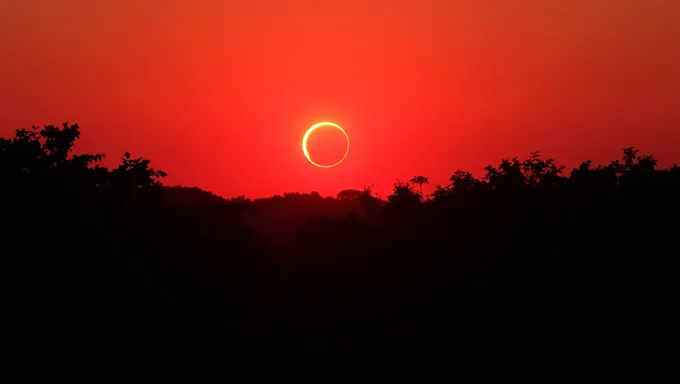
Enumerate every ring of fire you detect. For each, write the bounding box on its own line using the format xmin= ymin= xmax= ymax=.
xmin=302 ymin=121 xmax=350 ymax=168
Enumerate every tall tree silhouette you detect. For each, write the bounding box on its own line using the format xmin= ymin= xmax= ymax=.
xmin=409 ymin=175 xmax=429 ymax=199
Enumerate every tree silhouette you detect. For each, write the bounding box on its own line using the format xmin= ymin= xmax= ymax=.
xmin=337 ymin=189 xmax=364 ymax=200
xmin=484 ymin=157 xmax=525 ymax=191
xmin=0 ymin=123 xmax=166 ymax=193
xmin=358 ymin=185 xmax=380 ymax=220
xmin=450 ymin=170 xmax=478 ymax=193
xmin=521 ymin=151 xmax=565 ymax=187
xmin=409 ymin=175 xmax=429 ymax=199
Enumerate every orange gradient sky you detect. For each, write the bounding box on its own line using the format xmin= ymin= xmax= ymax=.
xmin=1 ymin=0 xmax=679 ymax=198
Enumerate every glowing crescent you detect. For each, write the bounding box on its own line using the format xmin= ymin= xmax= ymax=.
xmin=302 ymin=121 xmax=350 ymax=168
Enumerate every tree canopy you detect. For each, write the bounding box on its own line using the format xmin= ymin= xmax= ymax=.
xmin=5 ymin=123 xmax=675 ymax=381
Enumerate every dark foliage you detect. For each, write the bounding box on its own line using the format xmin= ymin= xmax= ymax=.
xmin=5 ymin=124 xmax=675 ymax=381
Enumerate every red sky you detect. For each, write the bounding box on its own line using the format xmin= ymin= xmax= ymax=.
xmin=1 ymin=0 xmax=679 ymax=198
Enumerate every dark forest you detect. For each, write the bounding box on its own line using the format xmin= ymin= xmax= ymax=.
xmin=5 ymin=124 xmax=674 ymax=381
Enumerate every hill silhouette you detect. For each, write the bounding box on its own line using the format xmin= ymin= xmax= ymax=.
xmin=4 ymin=123 xmax=675 ymax=381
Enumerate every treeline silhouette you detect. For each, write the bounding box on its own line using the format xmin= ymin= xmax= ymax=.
xmin=4 ymin=124 xmax=675 ymax=381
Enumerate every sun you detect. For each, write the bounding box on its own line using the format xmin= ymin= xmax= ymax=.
xmin=302 ymin=121 xmax=350 ymax=168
